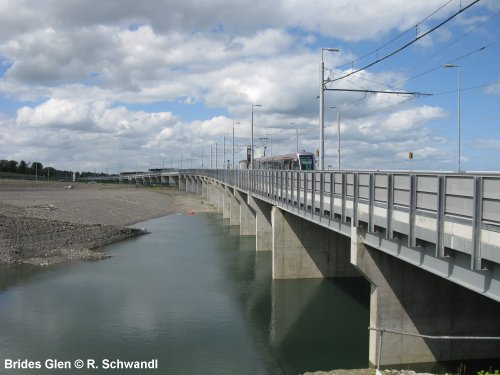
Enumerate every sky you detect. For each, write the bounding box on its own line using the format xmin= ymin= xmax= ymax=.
xmin=0 ymin=0 xmax=499 ymax=173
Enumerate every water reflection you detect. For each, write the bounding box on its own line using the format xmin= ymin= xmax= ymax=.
xmin=0 ymin=213 xmax=370 ymax=374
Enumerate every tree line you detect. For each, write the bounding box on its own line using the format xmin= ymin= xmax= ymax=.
xmin=0 ymin=159 xmax=107 ymax=180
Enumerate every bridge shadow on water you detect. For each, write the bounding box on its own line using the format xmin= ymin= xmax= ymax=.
xmin=217 ymin=217 xmax=371 ymax=374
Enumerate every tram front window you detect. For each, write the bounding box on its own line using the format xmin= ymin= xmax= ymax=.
xmin=299 ymin=155 xmax=314 ymax=170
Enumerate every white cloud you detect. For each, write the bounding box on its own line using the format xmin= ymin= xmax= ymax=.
xmin=0 ymin=0 xmax=495 ymax=172
xmin=486 ymin=79 xmax=500 ymax=95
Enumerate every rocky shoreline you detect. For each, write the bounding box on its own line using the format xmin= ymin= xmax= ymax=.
xmin=0 ymin=203 xmax=148 ymax=265
xmin=0 ymin=180 xmax=214 ymax=266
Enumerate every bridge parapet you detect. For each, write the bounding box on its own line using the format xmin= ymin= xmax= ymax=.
xmin=177 ymin=169 xmax=500 ymax=299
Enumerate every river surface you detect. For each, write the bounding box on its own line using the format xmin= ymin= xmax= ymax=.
xmin=0 ymin=213 xmax=371 ymax=374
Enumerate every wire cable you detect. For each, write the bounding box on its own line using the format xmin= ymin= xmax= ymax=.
xmin=336 ymin=0 xmax=456 ymax=70
xmin=329 ymin=0 xmax=481 ymax=83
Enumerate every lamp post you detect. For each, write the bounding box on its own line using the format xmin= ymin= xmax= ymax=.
xmin=251 ymin=104 xmax=262 ymax=168
xmin=223 ymin=132 xmax=230 ymax=169
xmin=444 ymin=64 xmax=461 ymax=172
xmin=215 ymin=143 xmax=218 ymax=169
xmin=336 ymin=111 xmax=341 ymax=170
xmin=265 ymin=133 xmax=273 ymax=156
xmin=232 ymin=121 xmax=240 ymax=169
xmin=319 ymin=48 xmax=339 ymax=170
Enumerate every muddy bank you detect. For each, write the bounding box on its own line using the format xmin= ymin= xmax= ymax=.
xmin=0 ymin=180 xmax=214 ymax=266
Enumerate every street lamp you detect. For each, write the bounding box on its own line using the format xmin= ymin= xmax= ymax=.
xmin=265 ymin=133 xmax=273 ymax=156
xmin=258 ymin=137 xmax=270 ymax=156
xmin=319 ymin=48 xmax=339 ymax=170
xmin=251 ymin=104 xmax=262 ymax=168
xmin=444 ymin=64 xmax=461 ymax=172
xmin=232 ymin=121 xmax=240 ymax=169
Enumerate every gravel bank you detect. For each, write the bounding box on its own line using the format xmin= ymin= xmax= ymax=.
xmin=0 ymin=180 xmax=215 ymax=265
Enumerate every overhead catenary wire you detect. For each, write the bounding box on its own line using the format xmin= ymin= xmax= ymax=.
xmin=336 ymin=0 xmax=457 ymax=70
xmin=329 ymin=0 xmax=481 ymax=83
xmin=327 ymin=36 xmax=498 ymax=112
xmin=406 ymin=7 xmax=500 ymax=73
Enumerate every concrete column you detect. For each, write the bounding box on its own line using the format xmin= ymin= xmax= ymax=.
xmin=169 ymin=175 xmax=178 ymax=187
xmin=222 ymin=187 xmax=231 ymax=219
xmin=234 ymin=190 xmax=256 ymax=236
xmin=248 ymin=196 xmax=272 ymax=252
xmin=202 ymin=180 xmax=208 ymax=198
xmin=216 ymin=183 xmax=223 ymax=214
xmin=229 ymin=190 xmax=240 ymax=226
xmin=206 ymin=181 xmax=212 ymax=202
xmin=210 ymin=184 xmax=218 ymax=206
xmin=179 ymin=176 xmax=186 ymax=191
xmin=196 ymin=178 xmax=202 ymax=196
xmin=272 ymin=206 xmax=357 ymax=279
xmin=351 ymin=226 xmax=500 ymax=366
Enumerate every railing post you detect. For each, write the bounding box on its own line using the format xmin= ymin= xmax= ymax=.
xmin=330 ymin=172 xmax=334 ymax=220
xmin=472 ymin=176 xmax=484 ymax=270
xmin=369 ymin=173 xmax=375 ymax=233
xmin=280 ymin=171 xmax=284 ymax=202
xmin=271 ymin=170 xmax=278 ymax=200
xmin=386 ymin=174 xmax=393 ymax=240
xmin=305 ymin=172 xmax=309 ymax=212
xmin=436 ymin=175 xmax=446 ymax=257
xmin=342 ymin=172 xmax=347 ymax=224
xmin=319 ymin=172 xmax=325 ymax=217
xmin=297 ymin=172 xmax=301 ymax=209
xmin=353 ymin=173 xmax=359 ymax=227
xmin=311 ymin=172 xmax=316 ymax=217
xmin=409 ymin=174 xmax=417 ymax=248
xmin=303 ymin=172 xmax=307 ymax=210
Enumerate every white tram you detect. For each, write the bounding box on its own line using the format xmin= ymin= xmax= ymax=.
xmin=254 ymin=152 xmax=315 ymax=170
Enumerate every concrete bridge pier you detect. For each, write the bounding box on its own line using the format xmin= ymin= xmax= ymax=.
xmin=201 ymin=179 xmax=208 ymax=198
xmin=190 ymin=177 xmax=197 ymax=194
xmin=179 ymin=176 xmax=186 ymax=191
xmin=186 ymin=176 xmax=193 ymax=192
xmin=208 ymin=181 xmax=219 ymax=208
xmin=216 ymin=183 xmax=224 ymax=214
xmin=222 ymin=186 xmax=231 ymax=219
xmin=195 ymin=177 xmax=203 ymax=196
xmin=272 ymin=207 xmax=358 ymax=279
xmin=234 ymin=190 xmax=256 ymax=236
xmin=169 ymin=175 xmax=178 ymax=187
xmin=227 ymin=187 xmax=240 ymax=226
xmin=248 ymin=196 xmax=272 ymax=252
xmin=351 ymin=226 xmax=500 ymax=367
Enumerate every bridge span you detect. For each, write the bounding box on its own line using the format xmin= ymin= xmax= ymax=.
xmin=130 ymin=169 xmax=500 ymax=367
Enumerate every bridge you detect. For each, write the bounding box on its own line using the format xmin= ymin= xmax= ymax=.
xmin=124 ymin=168 xmax=500 ymax=367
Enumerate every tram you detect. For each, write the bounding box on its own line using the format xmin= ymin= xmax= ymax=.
xmin=254 ymin=151 xmax=315 ymax=170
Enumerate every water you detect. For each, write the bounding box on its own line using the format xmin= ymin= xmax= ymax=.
xmin=0 ymin=213 xmax=370 ymax=374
